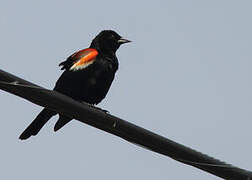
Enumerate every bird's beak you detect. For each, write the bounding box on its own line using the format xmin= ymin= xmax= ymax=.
xmin=118 ymin=38 xmax=131 ymax=44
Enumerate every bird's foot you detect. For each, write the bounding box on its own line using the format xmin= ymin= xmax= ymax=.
xmin=81 ymin=102 xmax=109 ymax=114
xmin=92 ymin=106 xmax=110 ymax=114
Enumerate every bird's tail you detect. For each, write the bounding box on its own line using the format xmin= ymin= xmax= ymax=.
xmin=54 ymin=115 xmax=72 ymax=132
xmin=19 ymin=108 xmax=57 ymax=140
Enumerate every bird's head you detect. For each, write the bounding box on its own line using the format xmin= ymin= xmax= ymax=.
xmin=90 ymin=30 xmax=131 ymax=54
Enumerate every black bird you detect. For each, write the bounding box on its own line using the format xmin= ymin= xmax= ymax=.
xmin=19 ymin=30 xmax=130 ymax=140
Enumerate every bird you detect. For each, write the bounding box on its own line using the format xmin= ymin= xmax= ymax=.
xmin=19 ymin=30 xmax=130 ymax=140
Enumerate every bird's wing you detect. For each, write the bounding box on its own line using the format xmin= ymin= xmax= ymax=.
xmin=59 ymin=48 xmax=98 ymax=71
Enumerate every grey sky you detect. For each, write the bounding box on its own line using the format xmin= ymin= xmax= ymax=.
xmin=0 ymin=0 xmax=251 ymax=179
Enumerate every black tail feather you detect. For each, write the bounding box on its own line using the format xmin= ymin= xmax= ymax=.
xmin=54 ymin=115 xmax=72 ymax=132
xmin=19 ymin=108 xmax=56 ymax=140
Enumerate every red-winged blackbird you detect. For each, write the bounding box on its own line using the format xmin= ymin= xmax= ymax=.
xmin=19 ymin=30 xmax=130 ymax=140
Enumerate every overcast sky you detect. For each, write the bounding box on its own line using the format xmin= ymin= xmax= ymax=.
xmin=0 ymin=0 xmax=252 ymax=179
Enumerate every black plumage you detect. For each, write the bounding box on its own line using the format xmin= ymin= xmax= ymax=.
xmin=19 ymin=30 xmax=130 ymax=140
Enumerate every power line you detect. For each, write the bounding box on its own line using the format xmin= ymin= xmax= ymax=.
xmin=0 ymin=69 xmax=251 ymax=180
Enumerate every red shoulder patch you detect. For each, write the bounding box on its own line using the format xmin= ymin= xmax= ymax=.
xmin=70 ymin=48 xmax=98 ymax=71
